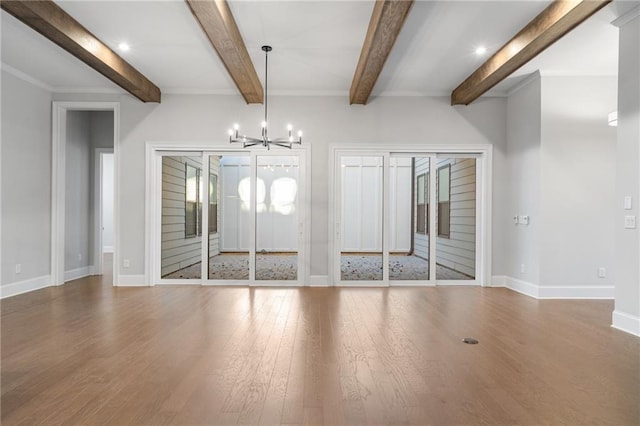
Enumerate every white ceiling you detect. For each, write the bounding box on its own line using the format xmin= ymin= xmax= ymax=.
xmin=1 ymin=0 xmax=635 ymax=100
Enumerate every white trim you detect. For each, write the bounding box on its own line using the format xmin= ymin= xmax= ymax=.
xmin=64 ymin=266 xmax=91 ymax=282
xmin=489 ymin=275 xmax=508 ymax=287
xmin=308 ymin=275 xmax=330 ymax=287
xmin=504 ymin=276 xmax=541 ymax=298
xmin=1 ymin=62 xmax=54 ymax=92
xmin=51 ymin=102 xmax=119 ymax=288
xmin=502 ymin=276 xmax=615 ymax=299
xmin=612 ymin=310 xmax=640 ymax=336
xmin=115 ymin=275 xmax=149 ymax=287
xmin=0 ymin=275 xmax=52 ymax=299
xmin=612 ymin=5 xmax=640 ymax=28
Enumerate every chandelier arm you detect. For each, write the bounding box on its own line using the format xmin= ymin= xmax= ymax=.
xmin=271 ymin=137 xmax=302 ymax=144
xmin=230 ymin=135 xmax=263 ymax=144
xmin=269 ymin=142 xmax=294 ymax=149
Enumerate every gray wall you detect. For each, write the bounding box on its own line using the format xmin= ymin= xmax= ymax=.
xmin=614 ymin=13 xmax=640 ymax=326
xmin=49 ymin=93 xmax=508 ymax=279
xmin=539 ymin=76 xmax=617 ymax=288
xmin=65 ymin=111 xmax=92 ymax=274
xmin=505 ymin=75 xmax=542 ymax=284
xmin=1 ymin=71 xmax=52 ymax=286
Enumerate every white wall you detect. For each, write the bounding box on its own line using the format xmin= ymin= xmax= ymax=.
xmin=539 ymin=76 xmax=617 ymax=289
xmin=505 ymin=74 xmax=542 ymax=284
xmin=1 ymin=70 xmax=52 ymax=289
xmin=102 ymin=153 xmax=114 ymax=252
xmin=49 ymin=93 xmax=507 ymax=282
xmin=613 ymin=11 xmax=640 ymax=334
xmin=65 ymin=111 xmax=92 ymax=276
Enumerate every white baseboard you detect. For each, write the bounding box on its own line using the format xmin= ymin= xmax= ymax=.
xmin=497 ymin=276 xmax=614 ymax=299
xmin=1 ymin=275 xmax=52 ymax=299
xmin=115 ymin=274 xmax=149 ymax=286
xmin=103 ymin=246 xmax=114 ymax=253
xmin=65 ymin=266 xmax=91 ymax=282
xmin=308 ymin=275 xmax=330 ymax=287
xmin=612 ymin=310 xmax=640 ymax=336
xmin=489 ymin=275 xmax=507 ymax=287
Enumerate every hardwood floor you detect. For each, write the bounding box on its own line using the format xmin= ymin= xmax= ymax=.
xmin=1 ymin=275 xmax=639 ymax=425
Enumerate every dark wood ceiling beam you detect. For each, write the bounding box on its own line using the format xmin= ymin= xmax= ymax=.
xmin=185 ymin=0 xmax=262 ymax=104
xmin=1 ymin=0 xmax=161 ymax=103
xmin=451 ymin=0 xmax=611 ymax=106
xmin=350 ymin=0 xmax=414 ymax=105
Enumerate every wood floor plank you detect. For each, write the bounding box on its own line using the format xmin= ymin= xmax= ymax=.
xmin=2 ymin=278 xmax=639 ymax=425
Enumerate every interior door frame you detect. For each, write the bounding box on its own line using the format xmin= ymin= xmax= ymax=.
xmin=329 ymin=144 xmax=492 ymax=287
xmin=146 ymin=142 xmax=310 ymax=286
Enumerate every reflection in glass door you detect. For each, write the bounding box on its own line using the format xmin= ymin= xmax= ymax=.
xmin=161 ymin=154 xmax=203 ymax=280
xmin=208 ymin=155 xmax=250 ymax=280
xmin=255 ymin=156 xmax=299 ymax=281
xmin=389 ymin=156 xmax=430 ymax=281
xmin=435 ymin=156 xmax=476 ymax=280
xmin=340 ymin=156 xmax=384 ymax=281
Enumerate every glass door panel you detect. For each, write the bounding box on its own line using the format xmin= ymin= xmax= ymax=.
xmin=208 ymin=155 xmax=251 ymax=280
xmin=389 ymin=156 xmax=429 ymax=281
xmin=255 ymin=155 xmax=299 ymax=281
xmin=340 ymin=156 xmax=384 ymax=281
xmin=161 ymin=154 xmax=203 ymax=280
xmin=435 ymin=157 xmax=476 ymax=280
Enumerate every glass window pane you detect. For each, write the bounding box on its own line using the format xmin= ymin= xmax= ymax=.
xmin=435 ymin=158 xmax=475 ymax=280
xmin=161 ymin=155 xmax=202 ymax=279
xmin=389 ymin=156 xmax=429 ymax=281
xmin=209 ymin=155 xmax=250 ymax=280
xmin=340 ymin=156 xmax=383 ymax=281
xmin=255 ymin=155 xmax=298 ymax=281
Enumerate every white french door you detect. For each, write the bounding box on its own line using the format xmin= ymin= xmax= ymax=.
xmin=333 ymin=148 xmax=488 ymax=286
xmin=151 ymin=148 xmax=307 ymax=286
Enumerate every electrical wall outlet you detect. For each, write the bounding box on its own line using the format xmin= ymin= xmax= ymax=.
xmin=520 ymin=263 xmax=526 ymax=273
xmin=15 ymin=264 xmax=21 ymax=274
xmin=624 ymin=215 xmax=636 ymax=229
xmin=123 ymin=259 xmax=130 ymax=268
xmin=78 ymin=253 xmax=82 ymax=261
xmin=598 ymin=267 xmax=606 ymax=278
xmin=520 ymin=215 xmax=530 ymax=225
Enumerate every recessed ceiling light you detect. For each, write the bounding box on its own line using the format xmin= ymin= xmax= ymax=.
xmin=475 ymin=46 xmax=487 ymax=56
xmin=118 ymin=42 xmax=130 ymax=52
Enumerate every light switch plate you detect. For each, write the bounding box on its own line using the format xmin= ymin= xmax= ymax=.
xmin=624 ymin=215 xmax=636 ymax=229
xmin=624 ymin=196 xmax=632 ymax=210
xmin=520 ymin=215 xmax=530 ymax=225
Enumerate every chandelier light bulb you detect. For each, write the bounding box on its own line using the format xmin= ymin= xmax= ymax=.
xmin=287 ymin=124 xmax=293 ymax=131
xmin=228 ymin=129 xmax=233 ymax=136
xmin=261 ymin=121 xmax=267 ymax=128
xmin=233 ymin=123 xmax=239 ymax=130
xmin=298 ymin=130 xmax=303 ymax=137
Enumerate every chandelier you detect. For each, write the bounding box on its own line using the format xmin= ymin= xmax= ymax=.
xmin=228 ymin=46 xmax=303 ymax=149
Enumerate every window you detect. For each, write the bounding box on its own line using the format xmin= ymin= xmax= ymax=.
xmin=209 ymin=173 xmax=218 ymax=234
xmin=185 ymin=163 xmax=202 ymax=237
xmin=416 ymin=173 xmax=429 ymax=234
xmin=437 ymin=164 xmax=450 ymax=238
